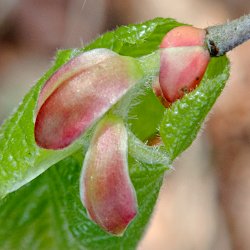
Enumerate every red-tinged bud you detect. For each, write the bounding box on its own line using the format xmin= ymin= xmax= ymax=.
xmin=80 ymin=116 xmax=137 ymax=236
xmin=156 ymin=26 xmax=210 ymax=104
xmin=160 ymin=26 xmax=206 ymax=48
xmin=35 ymin=49 xmax=143 ymax=149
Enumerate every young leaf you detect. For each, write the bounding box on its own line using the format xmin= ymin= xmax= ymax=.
xmin=0 ymin=18 xmax=183 ymax=198
xmin=160 ymin=56 xmax=230 ymax=160
xmin=0 ymin=152 xmax=168 ymax=250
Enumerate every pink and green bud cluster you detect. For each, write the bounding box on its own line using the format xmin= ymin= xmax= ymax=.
xmin=34 ymin=49 xmax=141 ymax=236
xmin=155 ymin=26 xmax=210 ymax=104
xmin=80 ymin=116 xmax=137 ymax=236
xmin=35 ymin=48 xmax=142 ymax=149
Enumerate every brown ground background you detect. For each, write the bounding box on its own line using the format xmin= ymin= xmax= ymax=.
xmin=0 ymin=1 xmax=250 ymax=249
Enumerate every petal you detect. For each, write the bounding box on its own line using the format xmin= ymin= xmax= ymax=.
xmin=80 ymin=116 xmax=137 ymax=236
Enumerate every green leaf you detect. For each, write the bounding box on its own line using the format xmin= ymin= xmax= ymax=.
xmin=0 ymin=18 xmax=182 ymax=198
xmin=0 ymin=152 xmax=167 ymax=250
xmin=0 ymin=16 xmax=230 ymax=250
xmin=160 ymin=56 xmax=230 ymax=160
xmin=0 ymin=157 xmax=79 ymax=250
xmin=128 ymin=87 xmax=165 ymax=141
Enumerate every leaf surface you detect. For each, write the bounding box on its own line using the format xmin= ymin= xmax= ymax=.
xmin=0 ymin=153 xmax=166 ymax=250
xmin=160 ymin=56 xmax=229 ymax=160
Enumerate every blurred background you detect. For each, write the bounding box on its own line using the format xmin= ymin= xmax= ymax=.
xmin=0 ymin=0 xmax=250 ymax=249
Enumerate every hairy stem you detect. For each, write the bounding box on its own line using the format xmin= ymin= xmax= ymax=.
xmin=206 ymin=14 xmax=250 ymax=56
xmin=127 ymin=129 xmax=171 ymax=167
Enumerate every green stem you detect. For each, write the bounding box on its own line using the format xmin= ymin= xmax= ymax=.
xmin=206 ymin=14 xmax=250 ymax=56
xmin=127 ymin=129 xmax=171 ymax=167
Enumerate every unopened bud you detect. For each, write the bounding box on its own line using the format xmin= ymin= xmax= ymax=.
xmin=80 ymin=116 xmax=137 ymax=236
xmin=155 ymin=26 xmax=210 ymax=104
xmin=35 ymin=49 xmax=142 ymax=149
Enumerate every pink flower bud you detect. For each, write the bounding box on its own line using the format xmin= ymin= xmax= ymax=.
xmin=35 ymin=49 xmax=142 ymax=149
xmin=80 ymin=116 xmax=137 ymax=236
xmin=156 ymin=26 xmax=210 ymax=104
xmin=160 ymin=26 xmax=207 ymax=48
